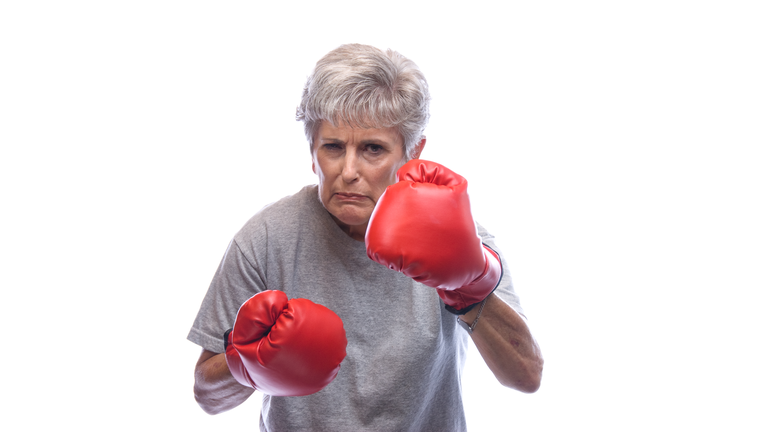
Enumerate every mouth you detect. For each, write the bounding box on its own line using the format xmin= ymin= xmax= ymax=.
xmin=334 ymin=192 xmax=368 ymax=200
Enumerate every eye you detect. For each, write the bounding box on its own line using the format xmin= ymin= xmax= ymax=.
xmin=322 ymin=143 xmax=342 ymax=151
xmin=365 ymin=144 xmax=384 ymax=154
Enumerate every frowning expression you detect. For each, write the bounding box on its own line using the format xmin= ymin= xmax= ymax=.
xmin=312 ymin=121 xmax=413 ymax=241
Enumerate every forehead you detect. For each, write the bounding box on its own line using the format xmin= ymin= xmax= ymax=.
xmin=315 ymin=120 xmax=402 ymax=146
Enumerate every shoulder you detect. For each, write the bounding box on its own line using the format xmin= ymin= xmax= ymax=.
xmin=475 ymin=222 xmax=495 ymax=240
xmin=236 ymin=185 xmax=319 ymax=238
xmin=230 ymin=185 xmax=323 ymax=261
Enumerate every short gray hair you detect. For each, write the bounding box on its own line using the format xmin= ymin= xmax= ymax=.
xmin=296 ymin=44 xmax=430 ymax=159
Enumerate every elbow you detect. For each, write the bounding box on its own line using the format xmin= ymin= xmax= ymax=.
xmin=193 ymin=378 xmax=253 ymax=415
xmin=194 ymin=393 xmax=217 ymax=415
xmin=501 ymin=371 xmax=542 ymax=394
xmin=193 ymin=385 xmax=226 ymax=416
xmin=515 ymin=373 xmax=542 ymax=394
xmin=195 ymin=400 xmax=221 ymax=416
xmin=500 ymin=357 xmax=544 ymax=394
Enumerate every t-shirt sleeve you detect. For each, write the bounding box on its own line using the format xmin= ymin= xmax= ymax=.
xmin=476 ymin=223 xmax=526 ymax=319
xmin=187 ymin=238 xmax=267 ymax=353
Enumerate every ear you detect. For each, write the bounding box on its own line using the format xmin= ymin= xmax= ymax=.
xmin=312 ymin=160 xmax=316 ymax=174
xmin=411 ymin=137 xmax=426 ymax=159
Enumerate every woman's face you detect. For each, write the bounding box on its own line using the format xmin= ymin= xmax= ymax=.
xmin=312 ymin=121 xmax=423 ymax=241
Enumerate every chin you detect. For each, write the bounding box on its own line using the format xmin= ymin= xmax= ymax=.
xmin=332 ymin=208 xmax=371 ymax=228
xmin=338 ymin=214 xmax=370 ymax=228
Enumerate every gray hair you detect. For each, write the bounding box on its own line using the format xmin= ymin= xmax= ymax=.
xmin=296 ymin=44 xmax=430 ymax=159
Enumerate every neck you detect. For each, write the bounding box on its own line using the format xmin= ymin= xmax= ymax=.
xmin=330 ymin=213 xmax=367 ymax=242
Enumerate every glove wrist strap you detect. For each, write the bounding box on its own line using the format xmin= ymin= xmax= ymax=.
xmin=442 ymin=245 xmax=503 ymax=315
xmin=223 ymin=328 xmax=233 ymax=351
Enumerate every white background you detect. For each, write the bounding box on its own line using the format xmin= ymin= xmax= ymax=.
xmin=2 ymin=1 xmax=766 ymax=431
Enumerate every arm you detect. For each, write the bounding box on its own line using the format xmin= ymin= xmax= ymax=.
xmin=459 ymin=294 xmax=543 ymax=393
xmin=365 ymin=159 xmax=543 ymax=392
xmin=193 ymin=349 xmax=255 ymax=415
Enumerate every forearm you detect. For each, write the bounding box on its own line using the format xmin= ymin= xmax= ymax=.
xmin=460 ymin=294 xmax=544 ymax=393
xmin=194 ymin=350 xmax=255 ymax=415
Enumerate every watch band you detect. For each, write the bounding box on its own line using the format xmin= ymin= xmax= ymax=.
xmin=457 ymin=317 xmax=474 ymax=333
xmin=456 ymin=296 xmax=489 ymax=334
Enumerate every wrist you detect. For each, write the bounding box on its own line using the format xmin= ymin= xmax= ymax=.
xmin=457 ymin=295 xmax=491 ymax=334
xmin=440 ymin=244 xmax=502 ymax=314
xmin=459 ymin=299 xmax=483 ymax=320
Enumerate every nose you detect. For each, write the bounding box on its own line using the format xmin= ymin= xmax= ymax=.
xmin=341 ymin=151 xmax=360 ymax=183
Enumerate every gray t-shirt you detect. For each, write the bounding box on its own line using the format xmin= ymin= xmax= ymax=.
xmin=188 ymin=185 xmax=523 ymax=432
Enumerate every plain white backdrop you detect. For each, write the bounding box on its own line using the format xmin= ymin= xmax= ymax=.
xmin=2 ymin=1 xmax=766 ymax=430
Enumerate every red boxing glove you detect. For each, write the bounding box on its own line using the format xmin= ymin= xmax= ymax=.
xmin=225 ymin=290 xmax=347 ymax=396
xmin=365 ymin=159 xmax=502 ymax=314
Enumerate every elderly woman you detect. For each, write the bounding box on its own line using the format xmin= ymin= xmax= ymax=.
xmin=189 ymin=44 xmax=543 ymax=431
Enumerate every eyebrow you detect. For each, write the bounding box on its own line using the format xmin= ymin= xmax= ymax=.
xmin=319 ymin=137 xmax=393 ymax=146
